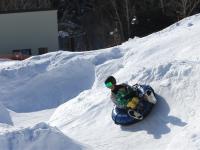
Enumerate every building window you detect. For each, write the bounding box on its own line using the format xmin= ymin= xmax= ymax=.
xmin=38 ymin=47 xmax=48 ymax=55
xmin=12 ymin=49 xmax=31 ymax=60
xmin=21 ymin=49 xmax=32 ymax=55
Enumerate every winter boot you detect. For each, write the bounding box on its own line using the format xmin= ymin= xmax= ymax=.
xmin=128 ymin=109 xmax=143 ymax=120
xmin=145 ymin=90 xmax=157 ymax=104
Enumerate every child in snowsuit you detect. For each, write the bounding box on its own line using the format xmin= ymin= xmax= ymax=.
xmin=105 ymin=76 xmax=144 ymax=120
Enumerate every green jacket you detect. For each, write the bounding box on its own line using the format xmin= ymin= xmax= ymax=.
xmin=111 ymin=84 xmax=137 ymax=109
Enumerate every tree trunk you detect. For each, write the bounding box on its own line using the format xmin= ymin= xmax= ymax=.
xmin=110 ymin=0 xmax=125 ymax=42
xmin=160 ymin=0 xmax=165 ymax=14
xmin=125 ymin=0 xmax=130 ymax=38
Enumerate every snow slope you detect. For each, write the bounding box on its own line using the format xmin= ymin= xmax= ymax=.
xmin=0 ymin=14 xmax=200 ymax=150
xmin=49 ymin=14 xmax=200 ymax=150
xmin=0 ymin=123 xmax=86 ymax=150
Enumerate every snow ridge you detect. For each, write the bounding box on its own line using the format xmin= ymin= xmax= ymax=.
xmin=0 ymin=123 xmax=86 ymax=150
xmin=0 ymin=103 xmax=12 ymax=125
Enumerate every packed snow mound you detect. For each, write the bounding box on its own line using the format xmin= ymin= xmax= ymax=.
xmin=0 ymin=56 xmax=85 ymax=112
xmin=0 ymin=103 xmax=12 ymax=125
xmin=49 ymin=14 xmax=200 ymax=150
xmin=0 ymin=122 xmax=86 ymax=150
xmin=0 ymin=48 xmax=122 ymax=112
xmin=0 ymin=53 xmax=95 ymax=112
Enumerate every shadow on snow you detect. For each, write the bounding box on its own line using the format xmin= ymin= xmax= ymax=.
xmin=120 ymin=94 xmax=187 ymax=139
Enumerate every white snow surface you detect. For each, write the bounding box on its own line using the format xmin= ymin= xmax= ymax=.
xmin=0 ymin=14 xmax=200 ymax=150
xmin=0 ymin=122 xmax=86 ymax=150
xmin=0 ymin=103 xmax=12 ymax=125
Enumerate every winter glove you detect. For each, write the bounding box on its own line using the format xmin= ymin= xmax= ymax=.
xmin=127 ymin=97 xmax=139 ymax=109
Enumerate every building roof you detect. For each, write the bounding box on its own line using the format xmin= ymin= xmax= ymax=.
xmin=0 ymin=8 xmax=57 ymax=15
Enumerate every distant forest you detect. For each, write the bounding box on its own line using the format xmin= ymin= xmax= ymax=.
xmin=1 ymin=0 xmax=200 ymax=51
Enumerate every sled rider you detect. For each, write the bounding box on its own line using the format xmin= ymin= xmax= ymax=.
xmin=104 ymin=76 xmax=144 ymax=120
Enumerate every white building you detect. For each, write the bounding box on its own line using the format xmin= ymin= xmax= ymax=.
xmin=0 ymin=9 xmax=58 ymax=56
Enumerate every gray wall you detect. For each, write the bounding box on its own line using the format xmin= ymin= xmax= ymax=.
xmin=0 ymin=10 xmax=58 ymax=55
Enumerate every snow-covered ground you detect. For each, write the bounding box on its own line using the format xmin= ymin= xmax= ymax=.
xmin=0 ymin=123 xmax=86 ymax=150
xmin=0 ymin=14 xmax=200 ymax=150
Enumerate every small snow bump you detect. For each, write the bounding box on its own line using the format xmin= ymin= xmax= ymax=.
xmin=188 ymin=23 xmax=193 ymax=27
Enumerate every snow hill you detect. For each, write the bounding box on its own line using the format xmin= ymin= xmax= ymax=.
xmin=0 ymin=14 xmax=200 ymax=150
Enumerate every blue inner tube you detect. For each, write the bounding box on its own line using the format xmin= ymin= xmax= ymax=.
xmin=111 ymin=85 xmax=156 ymax=125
